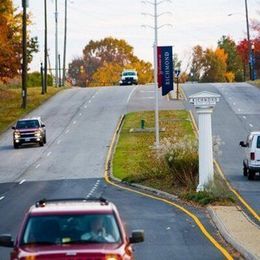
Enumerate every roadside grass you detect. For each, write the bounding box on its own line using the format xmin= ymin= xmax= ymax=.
xmin=113 ymin=110 xmax=235 ymax=206
xmin=0 ymin=85 xmax=63 ymax=133
xmin=248 ymin=79 xmax=260 ymax=88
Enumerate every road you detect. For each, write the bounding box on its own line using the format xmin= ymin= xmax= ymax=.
xmin=0 ymin=85 xmax=227 ymax=259
xmin=182 ymin=82 xmax=260 ymax=215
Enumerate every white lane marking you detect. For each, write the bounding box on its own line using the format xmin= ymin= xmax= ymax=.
xmin=249 ymin=123 xmax=254 ymax=128
xmin=79 ymin=113 xmax=82 ymax=116
xmin=65 ymin=129 xmax=70 ymax=134
xmin=73 ymin=121 xmax=76 ymax=125
xmin=127 ymin=86 xmax=137 ymax=103
xmin=238 ymin=108 xmax=241 ymax=112
xmin=84 ymin=105 xmax=87 ymax=109
xmin=89 ymin=100 xmax=91 ymax=103
xmin=57 ymin=140 xmax=61 ymax=144
xmin=36 ymin=164 xmax=40 ymax=169
xmin=229 ymin=97 xmax=232 ymax=100
xmin=19 ymin=179 xmax=26 ymax=185
xmin=233 ymin=102 xmax=236 ymax=106
xmin=0 ymin=196 xmax=5 ymax=201
xmin=243 ymin=116 xmax=247 ymax=119
xmin=47 ymin=152 xmax=52 ymax=157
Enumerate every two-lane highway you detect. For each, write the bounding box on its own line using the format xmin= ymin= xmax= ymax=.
xmin=0 ymin=85 xmax=230 ymax=259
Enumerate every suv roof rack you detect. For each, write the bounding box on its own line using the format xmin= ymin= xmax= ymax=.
xmin=35 ymin=197 xmax=108 ymax=208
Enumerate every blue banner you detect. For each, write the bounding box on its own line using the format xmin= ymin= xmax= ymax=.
xmin=157 ymin=46 xmax=173 ymax=96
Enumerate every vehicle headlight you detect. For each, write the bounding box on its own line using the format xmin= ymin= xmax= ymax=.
xmin=14 ymin=131 xmax=20 ymax=139
xmin=35 ymin=130 xmax=41 ymax=137
xmin=105 ymin=255 xmax=121 ymax=260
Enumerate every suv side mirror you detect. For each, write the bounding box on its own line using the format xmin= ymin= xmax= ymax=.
xmin=239 ymin=141 xmax=247 ymax=147
xmin=0 ymin=234 xmax=14 ymax=248
xmin=41 ymin=124 xmax=45 ymax=127
xmin=129 ymin=230 xmax=144 ymax=244
xmin=12 ymin=126 xmax=16 ymax=130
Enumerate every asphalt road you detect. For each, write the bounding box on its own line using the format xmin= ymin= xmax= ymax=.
xmin=0 ymin=85 xmax=227 ymax=259
xmin=182 ymin=82 xmax=260 ymax=215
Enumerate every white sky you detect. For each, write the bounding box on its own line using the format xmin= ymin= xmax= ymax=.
xmin=14 ymin=0 xmax=260 ymax=73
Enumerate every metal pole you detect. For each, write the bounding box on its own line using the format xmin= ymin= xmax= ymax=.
xmin=58 ymin=54 xmax=61 ymax=87
xmin=41 ymin=62 xmax=44 ymax=94
xmin=55 ymin=0 xmax=58 ymax=86
xmin=245 ymin=0 xmax=252 ymax=80
xmin=44 ymin=0 xmax=47 ymax=93
xmin=62 ymin=0 xmax=67 ymax=86
xmin=21 ymin=0 xmax=27 ymax=109
xmin=153 ymin=0 xmax=160 ymax=148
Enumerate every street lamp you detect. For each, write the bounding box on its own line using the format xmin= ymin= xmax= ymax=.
xmin=142 ymin=0 xmax=172 ymax=149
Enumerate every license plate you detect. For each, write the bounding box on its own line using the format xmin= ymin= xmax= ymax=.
xmin=25 ymin=138 xmax=30 ymax=142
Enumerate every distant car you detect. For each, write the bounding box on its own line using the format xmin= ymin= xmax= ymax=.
xmin=0 ymin=198 xmax=144 ymax=260
xmin=239 ymin=131 xmax=260 ymax=180
xmin=12 ymin=117 xmax=46 ymax=149
xmin=119 ymin=69 xmax=138 ymax=86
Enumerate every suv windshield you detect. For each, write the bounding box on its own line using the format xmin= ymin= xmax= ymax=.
xmin=16 ymin=120 xmax=40 ymax=129
xmin=123 ymin=72 xmax=136 ymax=76
xmin=21 ymin=213 xmax=121 ymax=245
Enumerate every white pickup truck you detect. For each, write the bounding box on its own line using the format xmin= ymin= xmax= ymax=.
xmin=119 ymin=69 xmax=138 ymax=86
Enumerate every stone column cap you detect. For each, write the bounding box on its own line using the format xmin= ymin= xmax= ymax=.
xmin=189 ymin=91 xmax=220 ymax=108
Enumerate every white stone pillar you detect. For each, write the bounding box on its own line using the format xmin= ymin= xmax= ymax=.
xmin=197 ymin=108 xmax=214 ymax=191
xmin=188 ymin=91 xmax=220 ymax=192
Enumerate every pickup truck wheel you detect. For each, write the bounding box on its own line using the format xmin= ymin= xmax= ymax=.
xmin=248 ymin=170 xmax=255 ymax=180
xmin=14 ymin=143 xmax=19 ymax=149
xmin=39 ymin=141 xmax=44 ymax=147
xmin=43 ymin=136 xmax=46 ymax=144
xmin=243 ymin=165 xmax=248 ymax=176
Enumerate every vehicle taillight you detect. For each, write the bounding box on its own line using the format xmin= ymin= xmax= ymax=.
xmin=105 ymin=254 xmax=122 ymax=260
xmin=250 ymin=152 xmax=255 ymax=160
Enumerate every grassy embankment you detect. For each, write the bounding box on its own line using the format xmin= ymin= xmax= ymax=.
xmin=113 ymin=111 xmax=234 ymax=206
xmin=248 ymin=79 xmax=260 ymax=88
xmin=0 ymin=85 xmax=63 ymax=133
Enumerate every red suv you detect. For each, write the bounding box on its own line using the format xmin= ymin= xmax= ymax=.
xmin=0 ymin=198 xmax=144 ymax=259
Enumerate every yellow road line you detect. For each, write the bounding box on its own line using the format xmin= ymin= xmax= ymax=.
xmin=188 ymin=104 xmax=260 ymax=221
xmin=104 ymin=115 xmax=233 ymax=260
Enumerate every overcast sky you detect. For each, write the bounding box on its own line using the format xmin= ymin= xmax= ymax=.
xmin=14 ymin=0 xmax=260 ymax=72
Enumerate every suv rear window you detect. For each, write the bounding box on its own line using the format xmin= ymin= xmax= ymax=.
xmin=21 ymin=213 xmax=121 ymax=245
xmin=257 ymin=136 xmax=260 ymax=149
xmin=17 ymin=120 xmax=40 ymax=129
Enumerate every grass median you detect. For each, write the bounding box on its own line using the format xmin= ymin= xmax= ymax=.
xmin=112 ymin=110 xmax=235 ymax=206
xmin=0 ymin=86 xmax=63 ymax=133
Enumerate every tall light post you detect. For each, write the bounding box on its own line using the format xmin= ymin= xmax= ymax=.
xmin=21 ymin=0 xmax=28 ymax=109
xmin=55 ymin=0 xmax=58 ymax=87
xmin=44 ymin=0 xmax=47 ymax=93
xmin=62 ymin=0 xmax=68 ymax=86
xmin=142 ymin=0 xmax=172 ymax=149
xmin=244 ymin=0 xmax=254 ymax=80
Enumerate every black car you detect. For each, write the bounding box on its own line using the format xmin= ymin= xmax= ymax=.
xmin=12 ymin=118 xmax=46 ymax=149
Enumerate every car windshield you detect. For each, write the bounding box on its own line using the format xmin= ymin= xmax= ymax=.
xmin=16 ymin=120 xmax=40 ymax=129
xmin=123 ymin=72 xmax=136 ymax=76
xmin=21 ymin=213 xmax=122 ymax=245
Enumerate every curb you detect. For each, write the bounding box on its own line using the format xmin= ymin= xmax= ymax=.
xmin=208 ymin=207 xmax=258 ymax=260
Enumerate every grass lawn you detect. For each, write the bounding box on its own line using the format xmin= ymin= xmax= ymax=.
xmin=0 ymin=86 xmax=63 ymax=133
xmin=248 ymin=79 xmax=260 ymax=88
xmin=113 ymin=110 xmax=194 ymax=181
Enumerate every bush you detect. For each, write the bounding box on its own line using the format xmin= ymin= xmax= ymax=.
xmin=27 ymin=72 xmax=53 ymax=87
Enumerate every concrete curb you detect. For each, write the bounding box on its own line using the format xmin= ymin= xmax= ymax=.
xmin=208 ymin=206 xmax=259 ymax=260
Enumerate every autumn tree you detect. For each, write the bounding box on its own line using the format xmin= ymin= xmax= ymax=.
xmin=201 ymin=48 xmax=228 ymax=82
xmin=218 ymin=36 xmax=243 ymax=81
xmin=0 ymin=0 xmax=38 ymax=82
xmin=189 ymin=45 xmax=204 ymax=81
xmin=69 ymin=37 xmax=153 ymax=87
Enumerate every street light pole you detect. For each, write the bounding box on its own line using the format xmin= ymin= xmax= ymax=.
xmin=245 ymin=0 xmax=253 ymax=80
xmin=62 ymin=0 xmax=68 ymax=86
xmin=44 ymin=0 xmax=47 ymax=93
xmin=55 ymin=0 xmax=58 ymax=87
xmin=153 ymin=0 xmax=160 ymax=149
xmin=21 ymin=0 xmax=28 ymax=109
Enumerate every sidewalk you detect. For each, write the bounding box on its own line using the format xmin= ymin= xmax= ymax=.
xmin=208 ymin=206 xmax=260 ymax=260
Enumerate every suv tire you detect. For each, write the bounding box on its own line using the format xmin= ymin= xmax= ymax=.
xmin=248 ymin=169 xmax=255 ymax=180
xmin=14 ymin=143 xmax=19 ymax=149
xmin=39 ymin=141 xmax=44 ymax=147
xmin=243 ymin=165 xmax=248 ymax=176
xmin=44 ymin=136 xmax=46 ymax=144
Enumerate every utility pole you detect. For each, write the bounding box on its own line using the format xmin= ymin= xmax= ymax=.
xmin=55 ymin=0 xmax=58 ymax=87
xmin=58 ymin=54 xmax=61 ymax=87
xmin=245 ymin=0 xmax=253 ymax=80
xmin=153 ymin=0 xmax=160 ymax=149
xmin=63 ymin=0 xmax=68 ymax=86
xmin=21 ymin=0 xmax=28 ymax=109
xmin=44 ymin=0 xmax=48 ymax=93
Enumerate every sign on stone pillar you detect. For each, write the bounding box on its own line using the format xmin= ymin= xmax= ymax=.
xmin=189 ymin=91 xmax=220 ymax=191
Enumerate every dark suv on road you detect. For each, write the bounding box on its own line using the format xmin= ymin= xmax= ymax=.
xmin=0 ymin=198 xmax=144 ymax=260
xmin=12 ymin=117 xmax=46 ymax=148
